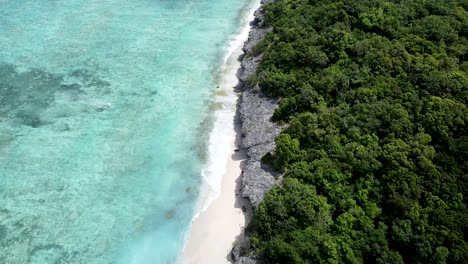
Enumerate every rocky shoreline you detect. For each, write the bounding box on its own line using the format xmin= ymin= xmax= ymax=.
xmin=232 ymin=1 xmax=280 ymax=263
xmin=237 ymin=0 xmax=280 ymax=210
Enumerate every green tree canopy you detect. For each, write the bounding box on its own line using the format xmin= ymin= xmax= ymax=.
xmin=246 ymin=0 xmax=468 ymax=263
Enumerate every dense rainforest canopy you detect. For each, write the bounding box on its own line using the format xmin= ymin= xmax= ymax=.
xmin=246 ymin=0 xmax=468 ymax=263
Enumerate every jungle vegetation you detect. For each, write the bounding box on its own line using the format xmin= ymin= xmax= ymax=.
xmin=246 ymin=0 xmax=468 ymax=263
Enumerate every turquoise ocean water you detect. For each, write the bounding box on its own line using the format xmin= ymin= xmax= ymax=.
xmin=0 ymin=0 xmax=252 ymax=263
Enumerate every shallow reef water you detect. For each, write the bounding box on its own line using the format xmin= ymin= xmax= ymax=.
xmin=0 ymin=0 xmax=251 ymax=263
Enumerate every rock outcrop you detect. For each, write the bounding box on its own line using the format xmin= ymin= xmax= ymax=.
xmin=232 ymin=1 xmax=280 ymax=263
xmin=239 ymin=90 xmax=280 ymax=207
xmin=237 ymin=0 xmax=280 ymax=210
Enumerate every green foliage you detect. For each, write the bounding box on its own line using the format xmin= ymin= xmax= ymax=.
xmin=247 ymin=0 xmax=468 ymax=263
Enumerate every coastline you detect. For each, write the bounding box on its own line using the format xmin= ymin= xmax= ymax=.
xmin=178 ymin=44 xmax=251 ymax=264
xmin=234 ymin=0 xmax=281 ymax=262
xmin=179 ymin=0 xmax=280 ymax=263
xmin=178 ymin=125 xmax=251 ymax=264
xmin=177 ymin=2 xmax=259 ymax=263
xmin=235 ymin=0 xmax=281 ymax=211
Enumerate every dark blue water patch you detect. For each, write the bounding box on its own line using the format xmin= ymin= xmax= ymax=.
xmin=0 ymin=213 xmax=37 ymax=251
xmin=0 ymin=63 xmax=113 ymax=128
xmin=0 ymin=224 xmax=7 ymax=242
xmin=69 ymin=69 xmax=110 ymax=88
xmin=29 ymin=244 xmax=67 ymax=264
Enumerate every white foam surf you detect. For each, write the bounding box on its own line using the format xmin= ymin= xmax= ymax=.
xmin=193 ymin=0 xmax=261 ymax=219
xmin=177 ymin=2 xmax=262 ymax=261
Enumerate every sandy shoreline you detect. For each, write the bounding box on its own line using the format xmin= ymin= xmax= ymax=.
xmin=178 ymin=43 xmax=252 ymax=263
xmin=178 ymin=141 xmax=251 ymax=264
xmin=177 ymin=2 xmax=261 ymax=260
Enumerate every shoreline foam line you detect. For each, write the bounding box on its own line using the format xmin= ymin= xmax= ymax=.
xmin=193 ymin=0 xmax=261 ymax=219
xmin=177 ymin=0 xmax=261 ymax=260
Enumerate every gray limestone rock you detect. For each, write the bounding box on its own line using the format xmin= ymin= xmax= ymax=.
xmin=232 ymin=0 xmax=280 ymax=263
xmin=231 ymin=245 xmax=242 ymax=262
xmin=238 ymin=55 xmax=260 ymax=84
xmin=241 ymin=160 xmax=278 ymax=208
xmin=236 ymin=0 xmax=280 ymax=215
xmin=236 ymin=257 xmax=261 ymax=264
xmin=246 ymin=141 xmax=276 ymax=162
xmin=238 ymin=90 xmax=281 ymax=208
xmin=240 ymin=90 xmax=280 ymax=149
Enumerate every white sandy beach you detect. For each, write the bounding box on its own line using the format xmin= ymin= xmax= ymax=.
xmin=178 ymin=44 xmax=252 ymax=264
xmin=178 ymin=3 xmax=260 ymax=261
xmin=178 ymin=142 xmax=251 ymax=264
